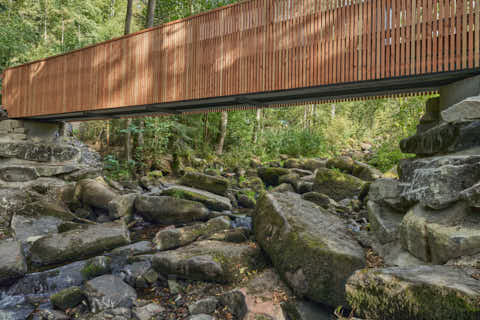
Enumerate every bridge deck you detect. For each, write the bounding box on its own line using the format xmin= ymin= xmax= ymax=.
xmin=2 ymin=0 xmax=480 ymax=121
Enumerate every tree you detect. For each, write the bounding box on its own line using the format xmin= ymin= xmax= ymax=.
xmin=124 ymin=0 xmax=134 ymax=163
xmin=216 ymin=111 xmax=228 ymax=155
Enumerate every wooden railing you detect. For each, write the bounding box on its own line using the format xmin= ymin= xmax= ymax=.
xmin=2 ymin=0 xmax=480 ymax=118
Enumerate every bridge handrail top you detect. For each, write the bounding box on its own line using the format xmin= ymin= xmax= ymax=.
xmin=3 ymin=0 xmax=254 ymax=72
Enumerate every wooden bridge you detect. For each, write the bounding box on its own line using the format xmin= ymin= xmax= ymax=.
xmin=2 ymin=0 xmax=480 ymax=121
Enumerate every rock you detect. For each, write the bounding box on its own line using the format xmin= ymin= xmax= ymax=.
xmin=0 ymin=240 xmax=27 ymax=285
xmin=0 ymin=295 xmax=35 ymax=320
xmin=188 ymin=315 xmax=215 ymax=320
xmin=110 ymin=241 xmax=155 ymax=257
xmin=188 ymin=297 xmax=218 ymax=315
xmin=326 ymin=156 xmax=354 ymax=173
xmin=50 ymin=286 xmax=85 ymax=310
xmin=368 ymin=178 xmax=410 ymax=212
xmin=301 ymin=192 xmax=337 ymax=211
xmin=257 ymin=167 xmax=290 ymax=186
xmin=35 ymin=309 xmax=70 ymax=320
xmin=74 ymin=178 xmax=118 ymax=210
xmin=284 ymin=158 xmax=303 ymax=169
xmin=400 ymin=121 xmax=480 ymax=156
xmin=460 ymin=182 xmax=480 ymax=208
xmin=313 ymin=168 xmax=366 ymax=201
xmin=7 ymin=260 xmax=87 ymax=297
xmin=108 ymin=194 xmax=137 ymax=220
xmin=289 ymin=168 xmax=313 ymax=177
xmin=133 ymin=302 xmax=166 ymax=320
xmin=237 ymin=194 xmax=256 ymax=209
xmin=254 ymin=192 xmax=365 ymax=307
xmin=282 ymin=300 xmax=333 ymax=320
xmin=81 ymin=256 xmax=112 ymax=280
xmin=154 ymin=216 xmax=231 ymax=251
xmin=239 ymin=177 xmax=265 ymax=194
xmin=296 ymin=181 xmax=313 ymax=194
xmin=301 ymin=158 xmax=327 ymax=171
xmin=180 ymin=171 xmax=229 ymax=196
xmin=161 ymin=185 xmax=232 ymax=211
xmin=367 ymin=201 xmax=404 ymax=244
xmin=278 ymin=173 xmax=300 ymax=190
xmin=218 ymin=290 xmax=248 ymax=319
xmin=0 ymin=188 xmax=32 ymax=229
xmin=121 ymin=261 xmax=157 ymax=288
xmin=208 ymin=227 xmax=250 ymax=243
xmin=81 ymin=307 xmax=132 ymax=320
xmin=346 ymin=265 xmax=480 ymax=320
xmin=30 ymin=222 xmax=130 ymax=266
xmin=12 ymin=200 xmax=75 ymax=242
xmin=135 ymin=195 xmax=209 ymax=225
xmin=0 ymin=166 xmax=39 ymax=182
xmin=378 ymin=241 xmax=427 ymax=267
xmin=399 ymin=202 xmax=480 ymax=263
xmin=446 ymin=252 xmax=480 ymax=268
xmin=84 ymin=275 xmax=137 ymax=313
xmin=441 ymin=95 xmax=480 ymax=122
xmin=168 ymin=278 xmax=183 ymax=294
xmin=152 ymin=240 xmax=264 ymax=283
xmin=399 ymin=155 xmax=480 ymax=210
xmin=352 ymin=161 xmax=383 ymax=181
xmin=271 ymin=183 xmax=295 ymax=193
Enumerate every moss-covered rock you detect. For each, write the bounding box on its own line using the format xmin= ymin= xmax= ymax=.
xmin=161 ymin=185 xmax=232 ymax=211
xmin=239 ymin=177 xmax=265 ymax=194
xmin=312 ymin=168 xmax=366 ymax=201
xmin=152 ymin=240 xmax=265 ymax=283
xmin=30 ymin=222 xmax=130 ymax=266
xmin=326 ymin=156 xmax=355 ymax=173
xmin=271 ymin=183 xmax=295 ymax=193
xmin=154 ymin=216 xmax=232 ymax=251
xmin=180 ymin=171 xmax=229 ymax=196
xmin=74 ymin=178 xmax=118 ymax=210
xmin=135 ymin=195 xmax=209 ymax=225
xmin=352 ymin=161 xmax=383 ymax=182
xmin=81 ymin=256 xmax=112 ymax=280
xmin=257 ymin=167 xmax=290 ymax=187
xmin=50 ymin=286 xmax=85 ymax=310
xmin=346 ymin=265 xmax=480 ymax=320
xmin=279 ymin=173 xmax=301 ymax=190
xmin=301 ymin=158 xmax=327 ymax=172
xmin=254 ymin=192 xmax=365 ymax=307
xmin=284 ymin=158 xmax=303 ymax=169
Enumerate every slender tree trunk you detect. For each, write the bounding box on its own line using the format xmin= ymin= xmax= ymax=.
xmin=203 ymin=114 xmax=209 ymax=142
xmin=216 ymin=111 xmax=228 ymax=155
xmin=252 ymin=108 xmax=262 ymax=144
xmin=146 ymin=0 xmax=156 ymax=28
xmin=124 ymin=0 xmax=134 ymax=162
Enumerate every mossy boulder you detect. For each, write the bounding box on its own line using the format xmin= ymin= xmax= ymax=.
xmin=254 ymin=192 xmax=365 ymax=307
xmin=30 ymin=222 xmax=130 ymax=266
xmin=74 ymin=178 xmax=118 ymax=210
xmin=50 ymin=286 xmax=85 ymax=310
xmin=161 ymin=185 xmax=232 ymax=211
xmin=154 ymin=216 xmax=232 ymax=251
xmin=313 ymin=168 xmax=366 ymax=201
xmin=108 ymin=194 xmax=137 ymax=220
xmin=301 ymin=158 xmax=327 ymax=171
xmin=257 ymin=167 xmax=290 ymax=187
xmin=271 ymin=183 xmax=295 ymax=193
xmin=284 ymin=158 xmax=303 ymax=169
xmin=81 ymin=256 xmax=112 ymax=280
xmin=135 ymin=195 xmax=209 ymax=225
xmin=326 ymin=156 xmax=355 ymax=173
xmin=346 ymin=265 xmax=480 ymax=320
xmin=239 ymin=177 xmax=265 ymax=194
xmin=152 ymin=240 xmax=265 ymax=283
xmin=279 ymin=173 xmax=301 ymax=190
xmin=399 ymin=202 xmax=480 ymax=264
xmin=180 ymin=172 xmax=229 ymax=196
xmin=352 ymin=161 xmax=383 ymax=182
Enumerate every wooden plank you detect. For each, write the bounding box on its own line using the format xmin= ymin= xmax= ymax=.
xmin=468 ymin=0 xmax=474 ymax=68
xmin=476 ymin=0 xmax=480 ymax=67
xmin=456 ymin=0 xmax=463 ymax=69
xmin=438 ymin=0 xmax=444 ymax=71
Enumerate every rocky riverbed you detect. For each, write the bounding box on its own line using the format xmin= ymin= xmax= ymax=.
xmin=0 ymin=95 xmax=480 ymax=320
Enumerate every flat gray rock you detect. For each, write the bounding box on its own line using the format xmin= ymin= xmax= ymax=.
xmin=441 ymin=95 xmax=480 ymax=122
xmin=367 ymin=201 xmax=404 ymax=244
xmin=0 ymin=240 xmax=27 ymax=285
xmin=161 ymin=185 xmax=232 ymax=211
xmin=84 ymin=275 xmax=137 ymax=313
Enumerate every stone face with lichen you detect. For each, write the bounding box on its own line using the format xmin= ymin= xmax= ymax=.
xmin=254 ymin=192 xmax=365 ymax=307
xmin=346 ymin=265 xmax=480 ymax=320
xmin=312 ymin=168 xmax=366 ymax=201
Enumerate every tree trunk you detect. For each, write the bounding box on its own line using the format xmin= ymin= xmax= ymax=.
xmin=124 ymin=0 xmax=133 ymax=35
xmin=216 ymin=111 xmax=228 ymax=155
xmin=252 ymin=108 xmax=262 ymax=144
xmin=146 ymin=0 xmax=156 ymax=28
xmin=124 ymin=0 xmax=134 ymax=162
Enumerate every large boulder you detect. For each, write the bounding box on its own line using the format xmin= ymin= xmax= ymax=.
xmin=30 ymin=222 xmax=130 ymax=266
xmin=460 ymin=182 xmax=480 ymax=208
xmin=346 ymin=265 xmax=480 ymax=320
xmin=326 ymin=156 xmax=354 ymax=173
xmin=367 ymin=201 xmax=404 ymax=244
xmin=152 ymin=240 xmax=264 ymax=283
xmin=399 ymin=202 xmax=480 ymax=264
xmin=74 ymin=178 xmax=118 ymax=210
xmin=352 ymin=161 xmax=383 ymax=182
xmin=254 ymin=192 xmax=365 ymax=307
xmin=301 ymin=158 xmax=327 ymax=171
xmin=135 ymin=195 xmax=209 ymax=225
xmin=257 ymin=167 xmax=290 ymax=186
xmin=312 ymin=168 xmax=366 ymax=201
xmin=441 ymin=95 xmax=480 ymax=122
xmin=399 ymin=155 xmax=480 ymax=210
xmin=161 ymin=185 xmax=232 ymax=211
xmin=84 ymin=274 xmax=137 ymax=313
xmin=368 ymin=178 xmax=410 ymax=212
xmin=0 ymin=240 xmax=27 ymax=285
xmin=400 ymin=121 xmax=480 ymax=156
xmin=154 ymin=216 xmax=231 ymax=251
xmin=180 ymin=172 xmax=229 ymax=196
xmin=108 ymin=193 xmax=137 ymax=220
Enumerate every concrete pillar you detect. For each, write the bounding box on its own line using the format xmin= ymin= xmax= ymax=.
xmin=439 ymin=74 xmax=480 ymax=111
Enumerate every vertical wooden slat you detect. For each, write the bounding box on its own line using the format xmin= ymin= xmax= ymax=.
xmin=468 ymin=0 xmax=474 ymax=68
xmin=438 ymin=0 xmax=444 ymax=71
xmin=476 ymin=0 xmax=480 ymax=68
xmin=456 ymin=0 xmax=463 ymax=69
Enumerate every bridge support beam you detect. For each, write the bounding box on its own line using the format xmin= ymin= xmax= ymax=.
xmin=439 ymin=74 xmax=480 ymax=111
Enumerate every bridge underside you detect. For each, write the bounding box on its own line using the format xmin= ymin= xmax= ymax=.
xmin=20 ymin=69 xmax=479 ymax=122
